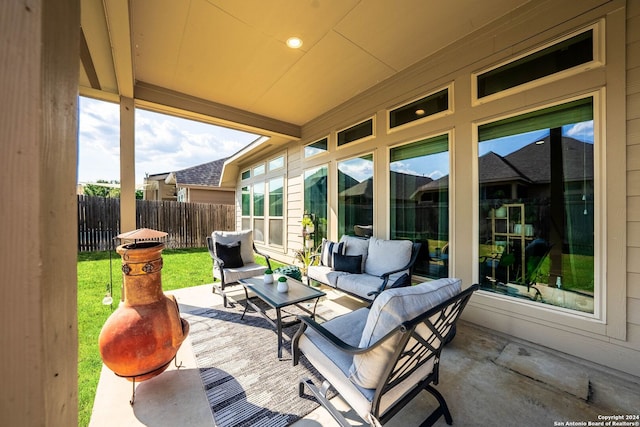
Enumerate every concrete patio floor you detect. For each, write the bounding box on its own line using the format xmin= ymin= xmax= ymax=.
xmin=90 ymin=284 xmax=640 ymax=427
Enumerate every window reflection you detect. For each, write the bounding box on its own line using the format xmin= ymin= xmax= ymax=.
xmin=390 ymin=135 xmax=449 ymax=279
xmin=478 ymin=98 xmax=595 ymax=313
xmin=304 ymin=166 xmax=328 ymax=248
xmin=338 ymin=155 xmax=373 ymax=237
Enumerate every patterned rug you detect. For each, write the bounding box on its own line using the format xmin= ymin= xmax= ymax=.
xmin=183 ymin=299 xmax=338 ymax=427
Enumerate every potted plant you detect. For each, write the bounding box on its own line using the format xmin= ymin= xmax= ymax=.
xmin=277 ymin=275 xmax=289 ymax=293
xmin=301 ymin=216 xmax=314 ymax=235
xmin=263 ymin=269 xmax=274 ymax=284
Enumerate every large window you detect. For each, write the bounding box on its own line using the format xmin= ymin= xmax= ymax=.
xmin=338 ymin=154 xmax=374 ymax=237
xmin=390 ymin=134 xmax=449 ymax=279
xmin=478 ymin=97 xmax=595 ymax=314
xmin=304 ymin=166 xmax=328 ymax=249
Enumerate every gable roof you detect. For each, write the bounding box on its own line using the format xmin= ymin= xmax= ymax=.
xmin=174 ymin=158 xmax=228 ymax=187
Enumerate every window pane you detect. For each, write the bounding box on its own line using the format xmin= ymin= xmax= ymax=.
xmin=478 ymin=98 xmax=594 ymax=313
xmin=241 ymin=170 xmax=250 ymax=180
xmin=337 ymin=119 xmax=373 ymax=147
xmin=304 ymin=165 xmax=328 ymax=248
xmin=253 ymin=182 xmax=264 ymax=216
xmin=269 ymin=177 xmax=283 ymax=217
xmin=478 ymin=30 xmax=593 ymax=98
xmin=390 ymin=135 xmax=449 ymax=279
xmin=269 ymin=156 xmax=284 ymax=171
xmin=254 ymin=218 xmax=265 ymax=242
xmin=241 ymin=186 xmax=250 ymax=216
xmin=242 ymin=218 xmax=250 ymax=230
xmin=389 ymin=89 xmax=449 ymax=129
xmin=269 ymin=219 xmax=283 ymax=246
xmin=253 ymin=164 xmax=265 ymax=176
xmin=338 ymin=155 xmax=373 ymax=237
xmin=305 ymin=138 xmax=328 ymax=158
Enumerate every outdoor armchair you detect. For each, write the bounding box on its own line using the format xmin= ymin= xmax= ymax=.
xmin=293 ymin=278 xmax=478 ymax=426
xmin=206 ymin=230 xmax=272 ymax=307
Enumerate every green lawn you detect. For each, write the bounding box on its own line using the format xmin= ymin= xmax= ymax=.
xmin=77 ymin=248 xmax=281 ymax=426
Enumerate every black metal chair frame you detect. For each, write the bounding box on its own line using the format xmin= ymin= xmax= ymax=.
xmin=206 ymin=235 xmax=272 ymax=307
xmin=293 ymin=283 xmax=479 ymax=426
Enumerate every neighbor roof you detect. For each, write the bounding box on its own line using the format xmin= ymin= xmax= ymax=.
xmin=174 ymin=158 xmax=228 ymax=187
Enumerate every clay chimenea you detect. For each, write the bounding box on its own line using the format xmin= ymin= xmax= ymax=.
xmin=98 ymin=228 xmax=190 ymax=404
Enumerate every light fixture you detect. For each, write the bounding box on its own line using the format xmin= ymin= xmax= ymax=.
xmin=415 ymin=109 xmax=426 ymax=116
xmin=535 ymin=140 xmax=545 ymax=145
xmin=286 ymin=37 xmax=303 ymax=49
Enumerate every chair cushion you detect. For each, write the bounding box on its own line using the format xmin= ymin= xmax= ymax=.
xmin=349 ymin=278 xmax=462 ymax=389
xmin=214 ymin=262 xmax=267 ymax=284
xmin=307 ymin=265 xmax=349 ymax=288
xmin=334 ymin=273 xmax=386 ymax=301
xmin=215 ymin=241 xmax=244 ymax=268
xmin=339 ymin=235 xmax=370 ymax=272
xmin=320 ymin=239 xmax=344 ymax=267
xmin=212 ymin=230 xmax=255 ymax=265
xmin=333 ymin=254 xmax=362 ymax=274
xmin=364 ymin=237 xmax=412 ymax=277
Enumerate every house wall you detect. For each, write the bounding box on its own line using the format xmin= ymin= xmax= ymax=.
xmin=235 ymin=0 xmax=640 ymax=377
xmin=626 ymin=0 xmax=640 ymax=365
xmin=187 ymin=187 xmax=235 ymax=205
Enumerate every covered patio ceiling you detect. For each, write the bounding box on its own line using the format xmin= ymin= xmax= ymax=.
xmin=79 ymin=0 xmax=531 ymax=140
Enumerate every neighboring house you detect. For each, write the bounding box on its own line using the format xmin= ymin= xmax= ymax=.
xmin=144 ymin=158 xmax=235 ymax=204
xmin=142 ymin=172 xmax=176 ymax=201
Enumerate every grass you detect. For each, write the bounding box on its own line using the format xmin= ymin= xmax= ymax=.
xmin=77 ymin=247 xmax=282 ymax=426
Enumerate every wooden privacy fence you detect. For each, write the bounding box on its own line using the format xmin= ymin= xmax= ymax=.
xmin=77 ymin=195 xmax=235 ymax=252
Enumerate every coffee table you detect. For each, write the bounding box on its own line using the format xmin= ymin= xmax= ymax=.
xmin=239 ymin=276 xmax=326 ymax=359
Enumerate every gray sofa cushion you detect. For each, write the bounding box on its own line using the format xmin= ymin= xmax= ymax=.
xmin=349 ymin=278 xmax=463 ymax=388
xmin=307 ymin=265 xmax=349 ymax=287
xmin=363 ymin=237 xmax=412 ymax=277
xmin=334 ymin=273 xmax=389 ymax=301
xmin=339 ymin=235 xmax=370 ymax=272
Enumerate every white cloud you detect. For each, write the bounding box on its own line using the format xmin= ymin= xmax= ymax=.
xmin=564 ymin=121 xmax=594 ymax=141
xmin=77 ymin=97 xmax=259 ymax=184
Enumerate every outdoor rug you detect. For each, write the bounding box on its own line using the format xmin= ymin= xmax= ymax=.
xmin=183 ymin=300 xmax=338 ymax=427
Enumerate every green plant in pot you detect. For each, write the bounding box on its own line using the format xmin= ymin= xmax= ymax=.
xmin=277 ymin=275 xmax=289 ymax=293
xmin=264 ymin=269 xmax=274 ymax=284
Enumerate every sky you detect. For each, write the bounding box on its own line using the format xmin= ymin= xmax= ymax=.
xmin=77 ymin=97 xmax=260 ymax=185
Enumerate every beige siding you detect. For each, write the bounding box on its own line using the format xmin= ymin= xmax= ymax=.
xmin=187 ymin=188 xmax=235 ymax=205
xmin=629 ymin=0 xmax=640 ymax=340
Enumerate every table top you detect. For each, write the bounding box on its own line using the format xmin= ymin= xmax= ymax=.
xmin=240 ymin=276 xmax=326 ymax=308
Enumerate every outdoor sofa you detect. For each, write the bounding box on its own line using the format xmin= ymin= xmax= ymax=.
xmin=307 ymin=235 xmax=421 ymax=302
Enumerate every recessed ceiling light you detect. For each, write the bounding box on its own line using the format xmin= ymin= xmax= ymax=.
xmin=286 ymin=37 xmax=303 ymax=49
xmin=415 ymin=109 xmax=426 ymax=116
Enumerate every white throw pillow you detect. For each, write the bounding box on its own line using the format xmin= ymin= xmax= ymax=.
xmin=212 ymin=230 xmax=254 ymax=265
